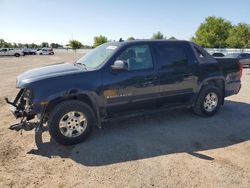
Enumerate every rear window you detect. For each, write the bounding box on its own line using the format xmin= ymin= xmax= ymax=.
xmin=191 ymin=43 xmax=217 ymax=64
xmin=155 ymin=44 xmax=188 ymax=68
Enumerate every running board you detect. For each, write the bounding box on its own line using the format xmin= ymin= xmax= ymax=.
xmin=103 ymin=103 xmax=187 ymax=122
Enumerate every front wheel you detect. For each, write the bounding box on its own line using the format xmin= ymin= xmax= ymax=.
xmin=193 ymin=85 xmax=222 ymax=117
xmin=48 ymin=100 xmax=95 ymax=145
xmin=14 ymin=53 xmax=20 ymax=57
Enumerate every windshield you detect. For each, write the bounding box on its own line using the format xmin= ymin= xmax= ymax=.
xmin=76 ymin=43 xmax=118 ymax=69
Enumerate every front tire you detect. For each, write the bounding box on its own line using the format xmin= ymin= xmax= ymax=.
xmin=48 ymin=100 xmax=95 ymax=145
xmin=14 ymin=53 xmax=20 ymax=57
xmin=193 ymin=85 xmax=222 ymax=117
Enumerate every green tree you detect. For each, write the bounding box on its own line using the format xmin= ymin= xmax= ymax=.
xmin=0 ymin=39 xmax=13 ymax=48
xmin=30 ymin=43 xmax=39 ymax=48
xmin=69 ymin=40 xmax=83 ymax=49
xmin=2 ymin=42 xmax=12 ymax=48
xmin=127 ymin=37 xmax=135 ymax=40
xmin=18 ymin=43 xmax=24 ymax=48
xmin=41 ymin=42 xmax=49 ymax=48
xmin=50 ymin=43 xmax=62 ymax=48
xmin=152 ymin=31 xmax=165 ymax=39
xmin=93 ymin=35 xmax=108 ymax=48
xmin=226 ymin=23 xmax=250 ymax=48
xmin=0 ymin=39 xmax=5 ymax=47
xmin=13 ymin=43 xmax=18 ymax=48
xmin=192 ymin=16 xmax=232 ymax=48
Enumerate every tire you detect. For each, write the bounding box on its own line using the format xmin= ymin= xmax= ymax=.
xmin=50 ymin=52 xmax=54 ymax=55
xmin=193 ymin=85 xmax=222 ymax=117
xmin=48 ymin=100 xmax=95 ymax=145
xmin=14 ymin=53 xmax=20 ymax=57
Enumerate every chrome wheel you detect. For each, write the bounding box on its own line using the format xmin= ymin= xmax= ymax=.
xmin=203 ymin=92 xmax=218 ymax=112
xmin=59 ymin=111 xmax=87 ymax=138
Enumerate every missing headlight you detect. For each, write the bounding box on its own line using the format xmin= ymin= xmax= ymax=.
xmin=23 ymin=88 xmax=33 ymax=99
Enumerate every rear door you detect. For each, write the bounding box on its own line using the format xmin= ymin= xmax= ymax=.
xmin=153 ymin=42 xmax=197 ymax=105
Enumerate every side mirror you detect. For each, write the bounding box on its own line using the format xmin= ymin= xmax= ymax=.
xmin=111 ymin=60 xmax=128 ymax=71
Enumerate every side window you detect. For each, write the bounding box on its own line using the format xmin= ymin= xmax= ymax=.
xmin=155 ymin=44 xmax=188 ymax=68
xmin=194 ymin=47 xmax=205 ymax=58
xmin=117 ymin=45 xmax=153 ymax=71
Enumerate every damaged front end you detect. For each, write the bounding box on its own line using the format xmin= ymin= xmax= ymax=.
xmin=5 ymin=89 xmax=35 ymax=120
xmin=6 ymin=88 xmax=45 ymax=132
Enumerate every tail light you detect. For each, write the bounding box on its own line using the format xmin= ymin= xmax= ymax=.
xmin=239 ymin=63 xmax=243 ymax=79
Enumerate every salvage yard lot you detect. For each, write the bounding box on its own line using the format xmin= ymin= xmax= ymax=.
xmin=0 ymin=53 xmax=250 ymax=188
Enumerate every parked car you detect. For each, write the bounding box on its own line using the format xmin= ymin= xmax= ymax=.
xmin=225 ymin=53 xmax=250 ymax=67
xmin=6 ymin=40 xmax=242 ymax=145
xmin=23 ymin=48 xmax=37 ymax=55
xmin=37 ymin=48 xmax=54 ymax=55
xmin=225 ymin=53 xmax=250 ymax=59
xmin=0 ymin=48 xmax=24 ymax=57
xmin=212 ymin=52 xmax=225 ymax=57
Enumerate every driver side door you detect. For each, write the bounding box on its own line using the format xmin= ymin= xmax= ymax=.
xmin=102 ymin=44 xmax=159 ymax=115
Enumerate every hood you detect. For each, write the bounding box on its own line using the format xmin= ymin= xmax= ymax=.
xmin=17 ymin=63 xmax=82 ymax=88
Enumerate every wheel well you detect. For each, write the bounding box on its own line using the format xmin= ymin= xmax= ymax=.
xmin=202 ymin=79 xmax=225 ymax=104
xmin=45 ymin=94 xmax=98 ymax=121
xmin=203 ymin=79 xmax=224 ymax=91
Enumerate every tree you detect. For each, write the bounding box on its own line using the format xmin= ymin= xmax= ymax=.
xmin=2 ymin=42 xmax=12 ymax=48
xmin=18 ymin=43 xmax=24 ymax=48
xmin=0 ymin=39 xmax=5 ymax=47
xmin=30 ymin=43 xmax=39 ymax=49
xmin=93 ymin=35 xmax=108 ymax=48
xmin=152 ymin=31 xmax=165 ymax=39
xmin=192 ymin=16 xmax=232 ymax=48
xmin=41 ymin=42 xmax=49 ymax=48
xmin=69 ymin=40 xmax=83 ymax=49
xmin=226 ymin=23 xmax=250 ymax=48
xmin=127 ymin=37 xmax=135 ymax=40
xmin=13 ymin=43 xmax=18 ymax=48
xmin=50 ymin=43 xmax=62 ymax=48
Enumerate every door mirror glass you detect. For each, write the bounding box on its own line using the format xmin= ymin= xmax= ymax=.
xmin=111 ymin=60 xmax=128 ymax=71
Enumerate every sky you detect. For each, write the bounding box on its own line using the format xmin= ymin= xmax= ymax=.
xmin=0 ymin=0 xmax=250 ymax=46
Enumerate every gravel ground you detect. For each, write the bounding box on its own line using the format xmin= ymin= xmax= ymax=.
xmin=0 ymin=53 xmax=250 ymax=188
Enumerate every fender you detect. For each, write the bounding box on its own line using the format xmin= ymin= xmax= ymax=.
xmin=196 ymin=76 xmax=225 ymax=93
xmin=189 ymin=76 xmax=226 ymax=107
xmin=36 ymin=88 xmax=102 ymax=128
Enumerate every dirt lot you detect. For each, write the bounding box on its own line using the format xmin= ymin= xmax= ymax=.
xmin=0 ymin=53 xmax=250 ymax=188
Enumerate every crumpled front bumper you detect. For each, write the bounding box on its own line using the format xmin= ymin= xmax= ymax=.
xmin=5 ymin=89 xmax=35 ymax=120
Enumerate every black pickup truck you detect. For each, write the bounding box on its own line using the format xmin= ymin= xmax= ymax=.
xmin=6 ymin=40 xmax=242 ymax=145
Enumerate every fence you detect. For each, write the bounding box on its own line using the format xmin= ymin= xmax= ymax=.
xmin=54 ymin=49 xmax=91 ymax=54
xmin=205 ymin=48 xmax=250 ymax=55
xmin=54 ymin=48 xmax=250 ymax=55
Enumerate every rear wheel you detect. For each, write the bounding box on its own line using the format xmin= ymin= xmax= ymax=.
xmin=48 ymin=100 xmax=95 ymax=145
xmin=193 ymin=85 xmax=222 ymax=117
xmin=14 ymin=53 xmax=20 ymax=57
